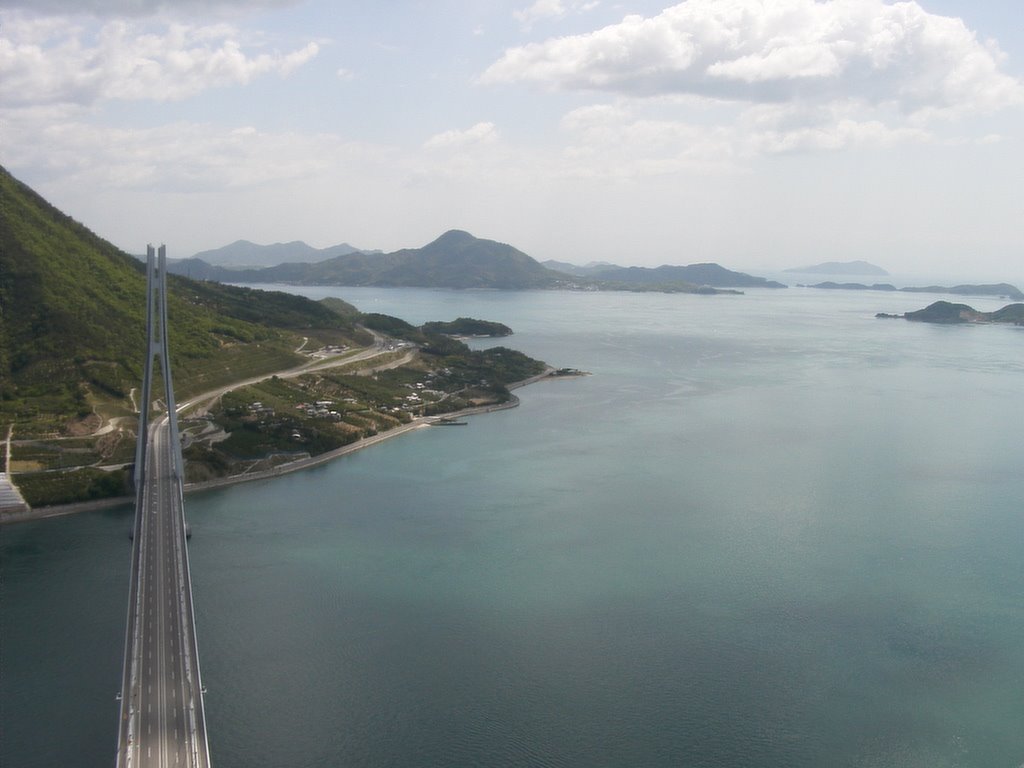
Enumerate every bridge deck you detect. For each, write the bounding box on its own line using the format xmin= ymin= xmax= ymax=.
xmin=117 ymin=422 xmax=209 ymax=768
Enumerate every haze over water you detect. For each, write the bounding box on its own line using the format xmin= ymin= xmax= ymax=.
xmin=3 ymin=286 xmax=1023 ymax=767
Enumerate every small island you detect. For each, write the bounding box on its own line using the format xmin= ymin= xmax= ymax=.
xmin=812 ymin=282 xmax=1024 ymax=301
xmin=877 ymin=301 xmax=1024 ymax=325
xmin=421 ymin=317 xmax=512 ymax=337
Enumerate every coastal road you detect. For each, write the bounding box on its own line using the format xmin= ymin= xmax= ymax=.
xmin=117 ymin=419 xmax=209 ymax=768
xmin=178 ymin=330 xmax=395 ymax=417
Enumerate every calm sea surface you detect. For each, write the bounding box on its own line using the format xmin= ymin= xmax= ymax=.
xmin=2 ymin=287 xmax=1023 ymax=767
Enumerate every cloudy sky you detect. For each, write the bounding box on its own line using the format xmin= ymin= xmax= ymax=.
xmin=2 ymin=0 xmax=1022 ymax=280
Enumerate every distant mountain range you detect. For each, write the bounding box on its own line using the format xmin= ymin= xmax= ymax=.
xmin=785 ymin=260 xmax=889 ymax=276
xmin=162 ymin=235 xmax=1023 ymax=300
xmin=171 ymin=230 xmax=565 ymax=289
xmin=168 ymin=231 xmax=785 ymax=292
xmin=190 ymin=239 xmax=376 ymax=268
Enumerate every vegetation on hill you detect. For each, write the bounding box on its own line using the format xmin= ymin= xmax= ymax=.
xmin=0 ymin=164 xmax=364 ymax=436
xmin=182 ymin=314 xmax=547 ymax=484
xmin=903 ymin=301 xmax=977 ymax=323
xmin=319 ymin=296 xmax=362 ymax=319
xmin=877 ymin=301 xmax=1024 ymax=324
xmin=587 ymin=263 xmax=786 ymax=289
xmin=421 ymin=318 xmax=512 ymax=337
xmin=990 ymin=304 xmax=1024 ymax=323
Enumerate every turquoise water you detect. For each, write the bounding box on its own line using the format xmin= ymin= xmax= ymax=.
xmin=3 ymin=287 xmax=1023 ymax=766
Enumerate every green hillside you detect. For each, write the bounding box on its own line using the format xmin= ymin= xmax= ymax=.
xmin=588 ymin=263 xmax=786 ymax=289
xmin=0 ymin=165 xmax=365 ymax=435
xmin=901 ymin=300 xmax=1024 ymax=324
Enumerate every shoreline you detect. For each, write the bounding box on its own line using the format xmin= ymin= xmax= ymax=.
xmin=0 ymin=369 xmax=574 ymax=525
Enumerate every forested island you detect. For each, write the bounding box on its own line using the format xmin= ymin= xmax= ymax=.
xmin=877 ymin=301 xmax=1024 ymax=324
xmin=810 ymin=281 xmax=1024 ymax=301
xmin=421 ymin=317 xmax=513 ymax=337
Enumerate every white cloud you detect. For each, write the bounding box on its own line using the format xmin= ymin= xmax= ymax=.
xmin=1 ymin=113 xmax=390 ymax=193
xmin=483 ymin=0 xmax=1024 ymax=119
xmin=336 ymin=67 xmax=355 ymax=81
xmin=559 ymin=110 xmax=735 ymax=178
xmin=738 ymin=103 xmax=931 ymax=154
xmin=553 ymin=96 xmax=935 ymax=179
xmin=0 ymin=15 xmax=318 ymax=106
xmin=513 ymin=0 xmax=598 ymax=28
xmin=423 ymin=121 xmax=499 ymax=150
xmin=514 ymin=0 xmax=567 ymax=26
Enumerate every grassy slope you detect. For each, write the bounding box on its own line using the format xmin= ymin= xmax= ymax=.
xmin=1 ymin=168 xmax=148 ymax=405
xmin=0 ymin=165 xmax=365 ymax=431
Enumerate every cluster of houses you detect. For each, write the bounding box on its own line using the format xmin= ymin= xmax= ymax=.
xmin=294 ymin=400 xmax=349 ymax=420
xmin=244 ymin=366 xmax=465 ymax=426
xmin=246 ymin=402 xmax=275 ymax=418
xmin=245 ymin=398 xmax=349 ymax=423
xmin=401 ymin=381 xmax=448 ymax=411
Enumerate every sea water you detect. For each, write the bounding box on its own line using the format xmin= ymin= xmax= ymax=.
xmin=2 ymin=286 xmax=1023 ymax=767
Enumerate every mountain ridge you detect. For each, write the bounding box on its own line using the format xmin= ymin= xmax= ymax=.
xmin=169 ymin=233 xmax=785 ymax=291
xmin=190 ymin=239 xmax=374 ymax=268
xmin=169 ymin=229 xmax=569 ymax=289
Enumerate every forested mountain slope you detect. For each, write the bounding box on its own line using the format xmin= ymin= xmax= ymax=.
xmin=0 ymin=166 xmax=365 ymax=431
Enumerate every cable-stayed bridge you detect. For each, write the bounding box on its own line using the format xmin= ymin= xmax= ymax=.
xmin=116 ymin=245 xmax=211 ymax=768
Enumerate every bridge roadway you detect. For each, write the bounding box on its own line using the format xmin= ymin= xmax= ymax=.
xmin=116 ymin=417 xmax=209 ymax=768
